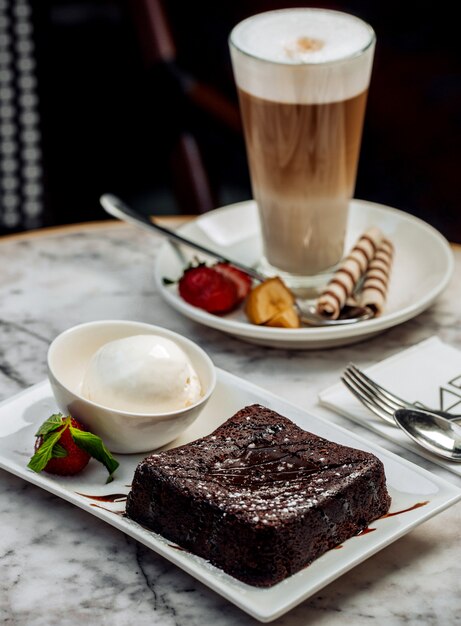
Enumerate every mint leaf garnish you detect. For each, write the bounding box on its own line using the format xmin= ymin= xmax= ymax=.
xmin=51 ymin=443 xmax=68 ymax=458
xmin=27 ymin=428 xmax=65 ymax=473
xmin=35 ymin=413 xmax=65 ymax=437
xmin=70 ymin=426 xmax=119 ymax=483
xmin=28 ymin=413 xmax=119 ymax=483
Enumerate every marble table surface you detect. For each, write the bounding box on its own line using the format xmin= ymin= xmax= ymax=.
xmin=0 ymin=219 xmax=460 ymax=626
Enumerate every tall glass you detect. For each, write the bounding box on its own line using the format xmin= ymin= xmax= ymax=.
xmin=229 ymin=9 xmax=375 ymax=293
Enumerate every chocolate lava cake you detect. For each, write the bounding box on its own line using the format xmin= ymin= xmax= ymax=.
xmin=126 ymin=404 xmax=391 ymax=586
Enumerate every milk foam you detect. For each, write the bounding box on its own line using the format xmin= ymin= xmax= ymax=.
xmin=230 ymin=9 xmax=375 ymax=104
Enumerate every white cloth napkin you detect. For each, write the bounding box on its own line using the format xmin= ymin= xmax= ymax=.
xmin=319 ymin=336 xmax=461 ymax=476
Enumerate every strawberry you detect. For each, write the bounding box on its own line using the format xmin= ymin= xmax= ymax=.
xmin=178 ymin=264 xmax=239 ymax=313
xmin=213 ymin=262 xmax=252 ymax=302
xmin=28 ymin=414 xmax=119 ymax=482
xmin=35 ymin=416 xmax=91 ymax=475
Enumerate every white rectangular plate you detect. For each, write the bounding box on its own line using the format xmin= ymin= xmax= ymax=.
xmin=1 ymin=372 xmax=460 ymax=622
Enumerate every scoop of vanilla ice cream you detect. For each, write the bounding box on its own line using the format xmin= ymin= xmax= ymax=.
xmin=81 ymin=334 xmax=202 ymax=413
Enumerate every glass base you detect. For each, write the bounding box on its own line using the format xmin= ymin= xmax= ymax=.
xmin=257 ymin=256 xmax=336 ymax=299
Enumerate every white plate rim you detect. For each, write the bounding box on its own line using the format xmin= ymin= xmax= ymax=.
xmin=154 ymin=199 xmax=454 ymax=347
xmin=0 ymin=373 xmax=460 ymax=622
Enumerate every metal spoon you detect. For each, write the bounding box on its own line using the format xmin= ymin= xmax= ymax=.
xmin=394 ymin=407 xmax=461 ymax=462
xmin=295 ymin=302 xmax=374 ymax=326
xmin=100 ymin=193 xmax=374 ymax=327
xmin=100 ymin=193 xmax=265 ymax=281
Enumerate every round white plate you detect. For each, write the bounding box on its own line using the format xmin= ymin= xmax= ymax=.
xmin=155 ymin=199 xmax=454 ymax=349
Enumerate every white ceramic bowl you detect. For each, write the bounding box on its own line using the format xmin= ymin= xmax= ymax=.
xmin=47 ymin=320 xmax=216 ymax=453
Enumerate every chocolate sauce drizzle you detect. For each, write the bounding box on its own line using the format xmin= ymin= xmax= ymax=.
xmin=90 ymin=503 xmax=126 ymax=516
xmin=380 ymin=500 xmax=428 ymax=519
xmin=356 ymin=526 xmax=376 ymax=536
xmin=354 ymin=501 xmax=429 ymax=538
xmin=207 ymin=445 xmax=324 ymax=487
xmin=76 ymin=492 xmax=127 ymax=503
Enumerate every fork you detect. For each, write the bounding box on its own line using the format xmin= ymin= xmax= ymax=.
xmin=341 ymin=363 xmax=461 ymax=426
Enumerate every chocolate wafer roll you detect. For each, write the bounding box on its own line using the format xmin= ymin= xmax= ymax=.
xmin=360 ymin=238 xmax=394 ymax=315
xmin=316 ymin=227 xmax=384 ymax=319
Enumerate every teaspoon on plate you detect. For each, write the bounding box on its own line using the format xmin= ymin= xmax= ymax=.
xmin=100 ymin=193 xmax=374 ymax=327
xmin=394 ymin=407 xmax=461 ymax=462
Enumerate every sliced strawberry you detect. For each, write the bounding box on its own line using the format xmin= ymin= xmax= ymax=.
xmin=178 ymin=265 xmax=239 ymax=313
xmin=213 ymin=262 xmax=252 ymax=302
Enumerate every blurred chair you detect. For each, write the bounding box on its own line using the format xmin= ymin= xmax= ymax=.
xmin=128 ymin=0 xmax=241 ymax=214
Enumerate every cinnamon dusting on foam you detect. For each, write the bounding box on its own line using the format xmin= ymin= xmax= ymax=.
xmin=285 ymin=36 xmax=324 ymax=58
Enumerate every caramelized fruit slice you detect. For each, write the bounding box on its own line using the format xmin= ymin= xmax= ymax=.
xmin=245 ymin=277 xmax=298 ymax=326
xmin=265 ymin=306 xmax=301 ymax=328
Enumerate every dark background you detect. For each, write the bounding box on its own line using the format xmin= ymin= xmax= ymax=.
xmin=1 ymin=0 xmax=460 ymax=241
